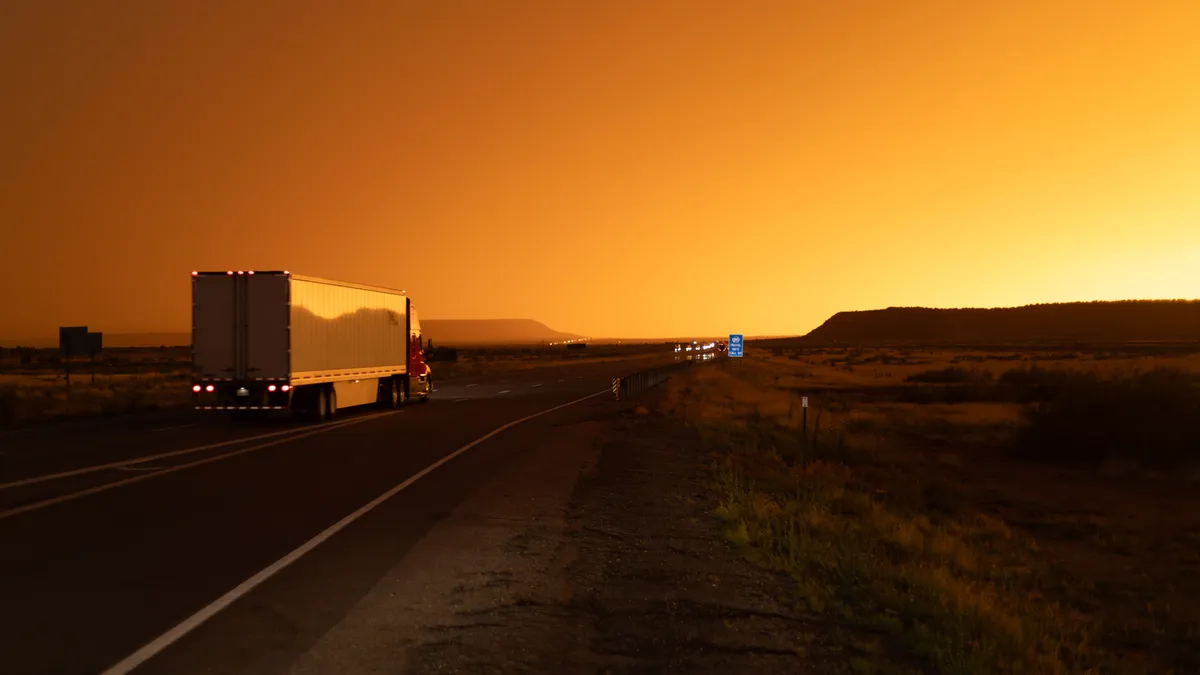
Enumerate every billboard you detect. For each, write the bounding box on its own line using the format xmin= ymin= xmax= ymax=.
xmin=59 ymin=326 xmax=89 ymax=357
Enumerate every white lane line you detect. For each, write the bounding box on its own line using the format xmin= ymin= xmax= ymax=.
xmin=150 ymin=424 xmax=194 ymax=433
xmin=114 ymin=466 xmax=162 ymax=472
xmin=466 ymin=384 xmax=477 ymax=388
xmin=558 ymin=379 xmax=564 ymax=383
xmin=100 ymin=389 xmax=608 ymax=675
xmin=455 ymin=399 xmax=467 ymax=403
xmin=0 ymin=414 xmax=390 ymax=522
xmin=0 ymin=416 xmax=371 ymax=492
xmin=531 ymin=383 xmax=542 ymax=388
xmin=497 ymin=390 xmax=511 ymax=394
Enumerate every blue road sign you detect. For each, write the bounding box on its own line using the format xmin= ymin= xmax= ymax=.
xmin=728 ymin=334 xmax=743 ymax=357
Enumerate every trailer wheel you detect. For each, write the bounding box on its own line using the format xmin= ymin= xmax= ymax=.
xmin=326 ymin=386 xmax=337 ymax=420
xmin=380 ymin=378 xmax=404 ymax=409
xmin=422 ymin=377 xmax=433 ymax=402
xmin=311 ymin=387 xmax=327 ymax=423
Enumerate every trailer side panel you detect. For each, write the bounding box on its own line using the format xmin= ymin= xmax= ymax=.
xmin=289 ymin=277 xmax=408 ymax=384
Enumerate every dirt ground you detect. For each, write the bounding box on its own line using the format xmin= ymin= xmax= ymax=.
xmin=283 ymin=402 xmax=820 ymax=675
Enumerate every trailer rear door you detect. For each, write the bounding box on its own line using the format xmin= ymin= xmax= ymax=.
xmin=245 ymin=273 xmax=290 ymax=380
xmin=192 ymin=272 xmax=290 ymax=381
xmin=192 ymin=274 xmax=237 ymax=380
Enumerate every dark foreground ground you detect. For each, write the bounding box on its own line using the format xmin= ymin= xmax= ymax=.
xmin=394 ymin=408 xmax=809 ymax=675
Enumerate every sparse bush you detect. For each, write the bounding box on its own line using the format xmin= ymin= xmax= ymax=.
xmin=0 ymin=385 xmax=24 ymax=425
xmin=906 ymin=366 xmax=993 ymax=384
xmin=1018 ymin=368 xmax=1200 ymax=468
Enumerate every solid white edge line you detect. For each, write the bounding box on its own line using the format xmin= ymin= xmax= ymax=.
xmin=0 ymin=415 xmax=388 ymax=522
xmin=150 ymin=424 xmax=195 ymax=433
xmin=0 ymin=416 xmax=373 ymax=492
xmin=100 ymin=389 xmax=608 ymax=675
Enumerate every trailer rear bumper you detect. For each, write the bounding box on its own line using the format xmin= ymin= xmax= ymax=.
xmin=194 ymin=405 xmax=291 ymax=411
xmin=192 ymin=380 xmax=293 ymax=410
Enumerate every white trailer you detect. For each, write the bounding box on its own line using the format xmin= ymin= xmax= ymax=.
xmin=191 ymin=271 xmax=432 ymax=421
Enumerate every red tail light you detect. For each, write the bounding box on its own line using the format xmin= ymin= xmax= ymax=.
xmin=267 ymin=384 xmax=277 ymax=392
xmin=281 ymin=385 xmax=290 ymax=391
xmin=192 ymin=385 xmax=201 ymax=392
xmin=205 ymin=385 xmax=215 ymax=392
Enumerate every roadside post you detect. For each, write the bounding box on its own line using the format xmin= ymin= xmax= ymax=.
xmin=58 ymin=326 xmax=88 ymax=391
xmin=802 ymin=395 xmax=808 ymax=435
xmin=87 ymin=332 xmax=103 ymax=385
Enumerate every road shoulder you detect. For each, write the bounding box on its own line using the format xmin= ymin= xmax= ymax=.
xmin=284 ymin=403 xmax=814 ymax=674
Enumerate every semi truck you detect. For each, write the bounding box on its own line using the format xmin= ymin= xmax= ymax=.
xmin=190 ymin=270 xmax=432 ymax=421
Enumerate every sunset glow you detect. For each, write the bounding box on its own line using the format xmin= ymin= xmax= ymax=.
xmin=2 ymin=1 xmax=1198 ymax=340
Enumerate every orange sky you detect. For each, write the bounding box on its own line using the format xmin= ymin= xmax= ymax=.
xmin=2 ymin=1 xmax=1198 ymax=340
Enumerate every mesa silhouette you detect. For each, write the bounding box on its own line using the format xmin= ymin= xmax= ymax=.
xmin=789 ymin=300 xmax=1200 ymax=346
xmin=421 ymin=319 xmax=581 ymax=345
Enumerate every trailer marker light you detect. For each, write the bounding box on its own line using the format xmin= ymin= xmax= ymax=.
xmin=191 ymin=271 xmax=198 ymax=277
xmin=227 ymin=271 xmax=234 ymax=275
xmin=248 ymin=270 xmax=255 ymax=275
xmin=237 ymin=270 xmax=244 ymax=275
xmin=205 ymin=385 xmax=215 ymax=392
xmin=192 ymin=385 xmax=201 ymax=392
xmin=267 ymin=385 xmax=277 ymax=392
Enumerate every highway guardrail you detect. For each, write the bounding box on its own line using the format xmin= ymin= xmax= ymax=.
xmin=612 ymin=359 xmax=697 ymax=401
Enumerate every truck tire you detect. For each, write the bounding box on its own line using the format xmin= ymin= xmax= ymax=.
xmin=422 ymin=377 xmax=432 ymax=402
xmin=326 ymin=386 xmax=337 ymax=420
xmin=311 ymin=387 xmax=327 ymax=423
xmin=380 ymin=378 xmax=404 ymax=409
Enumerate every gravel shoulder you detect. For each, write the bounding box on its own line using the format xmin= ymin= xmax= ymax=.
xmin=282 ymin=402 xmax=817 ymax=674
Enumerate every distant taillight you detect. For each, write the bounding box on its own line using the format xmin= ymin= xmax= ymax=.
xmin=226 ymin=271 xmax=233 ymax=275
xmin=247 ymin=270 xmax=254 ymax=275
xmin=267 ymin=384 xmax=277 ymax=392
xmin=192 ymin=385 xmax=201 ymax=392
xmin=237 ymin=270 xmax=244 ymax=275
xmin=281 ymin=385 xmax=290 ymax=391
xmin=205 ymin=385 xmax=215 ymax=392
xmin=191 ymin=271 xmax=198 ymax=277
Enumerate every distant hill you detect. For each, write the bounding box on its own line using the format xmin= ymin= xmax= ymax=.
xmin=779 ymin=300 xmax=1200 ymax=346
xmin=422 ymin=319 xmax=581 ymax=345
xmin=1 ymin=320 xmax=581 ymax=349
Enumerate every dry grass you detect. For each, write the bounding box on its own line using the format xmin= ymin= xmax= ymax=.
xmin=658 ymin=348 xmax=1200 ymax=675
xmin=0 ymin=372 xmax=192 ymax=425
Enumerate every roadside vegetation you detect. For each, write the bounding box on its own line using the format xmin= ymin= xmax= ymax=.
xmin=0 ymin=347 xmax=192 ymax=426
xmin=658 ymin=346 xmax=1200 ymax=675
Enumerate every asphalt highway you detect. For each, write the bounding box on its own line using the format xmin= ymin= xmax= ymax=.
xmin=0 ymin=355 xmax=675 ymax=675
